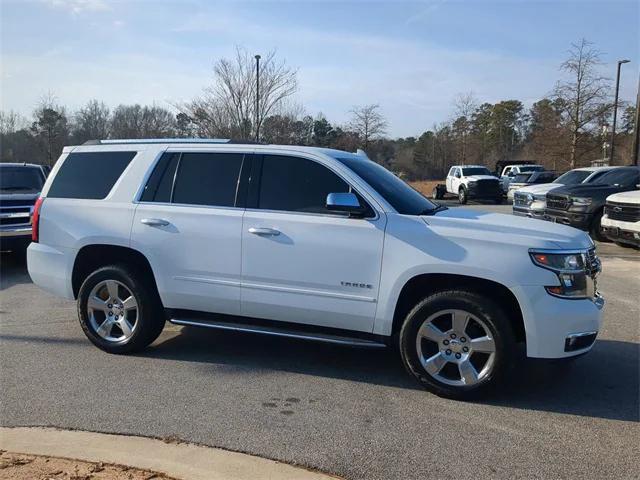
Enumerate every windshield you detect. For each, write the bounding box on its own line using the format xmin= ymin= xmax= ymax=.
xmin=462 ymin=167 xmax=492 ymax=176
xmin=513 ymin=173 xmax=531 ymax=183
xmin=553 ymin=170 xmax=592 ymax=185
xmin=0 ymin=167 xmax=44 ymax=192
xmin=519 ymin=165 xmax=544 ymax=172
xmin=336 ymin=156 xmax=438 ymax=215
xmin=593 ymin=168 xmax=639 ymax=186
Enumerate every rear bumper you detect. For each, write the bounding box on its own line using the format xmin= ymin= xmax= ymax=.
xmin=511 ymin=285 xmax=604 ymax=358
xmin=27 ymin=242 xmax=76 ymax=299
xmin=544 ymin=209 xmax=593 ymax=230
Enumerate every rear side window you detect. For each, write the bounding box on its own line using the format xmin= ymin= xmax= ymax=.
xmin=48 ymin=151 xmax=136 ymax=199
xmin=258 ymin=155 xmax=351 ymax=214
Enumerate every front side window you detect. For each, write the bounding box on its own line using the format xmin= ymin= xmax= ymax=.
xmin=258 ymin=155 xmax=351 ymax=214
xmin=594 ymin=167 xmax=639 ymax=186
xmin=48 ymin=151 xmax=136 ymax=199
xmin=553 ymin=170 xmax=592 ymax=185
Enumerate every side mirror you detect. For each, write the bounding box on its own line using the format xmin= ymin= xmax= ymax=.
xmin=326 ymin=192 xmax=366 ymax=216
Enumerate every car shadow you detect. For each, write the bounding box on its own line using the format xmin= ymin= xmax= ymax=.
xmin=143 ymin=327 xmax=638 ymax=422
xmin=0 ymin=251 xmax=31 ymax=291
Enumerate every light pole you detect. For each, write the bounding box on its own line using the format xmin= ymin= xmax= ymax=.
xmin=633 ymin=73 xmax=640 ymax=166
xmin=254 ymin=54 xmax=261 ymax=142
xmin=609 ymin=59 xmax=630 ymax=164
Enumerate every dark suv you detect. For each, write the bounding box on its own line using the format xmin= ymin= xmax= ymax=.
xmin=0 ymin=163 xmax=46 ymax=251
xmin=545 ymin=166 xmax=640 ymax=240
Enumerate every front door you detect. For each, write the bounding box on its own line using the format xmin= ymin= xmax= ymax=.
xmin=240 ymin=154 xmax=386 ymax=333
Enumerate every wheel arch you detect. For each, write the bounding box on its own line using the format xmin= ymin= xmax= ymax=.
xmin=71 ymin=244 xmax=160 ymax=302
xmin=390 ymin=273 xmax=525 ymax=343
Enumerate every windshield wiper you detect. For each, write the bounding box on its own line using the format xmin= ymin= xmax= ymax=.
xmin=420 ymin=204 xmax=448 ymax=216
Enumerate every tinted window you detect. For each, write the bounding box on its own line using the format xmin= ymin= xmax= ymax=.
xmin=519 ymin=166 xmax=544 ymax=172
xmin=593 ymin=167 xmax=640 ymax=186
xmin=140 ymin=152 xmax=180 ymax=202
xmin=462 ymin=167 xmax=492 ymax=176
xmin=172 ymin=152 xmax=243 ymax=207
xmin=514 ymin=173 xmax=531 ymax=183
xmin=48 ymin=151 xmax=136 ymax=199
xmin=553 ymin=170 xmax=592 ymax=184
xmin=259 ymin=155 xmax=352 ymax=214
xmin=0 ymin=167 xmax=44 ymax=192
xmin=336 ymin=156 xmax=438 ymax=215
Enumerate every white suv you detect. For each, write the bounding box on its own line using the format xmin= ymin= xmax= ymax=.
xmin=28 ymin=140 xmax=604 ymax=399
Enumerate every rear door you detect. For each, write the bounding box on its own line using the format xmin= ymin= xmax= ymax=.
xmin=240 ymin=153 xmax=386 ymax=333
xmin=131 ymin=150 xmax=250 ymax=315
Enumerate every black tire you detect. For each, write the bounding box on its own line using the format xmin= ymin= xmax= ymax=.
xmin=77 ymin=264 xmax=165 ymax=354
xmin=589 ymin=210 xmax=609 ymax=242
xmin=398 ymin=290 xmax=516 ymax=400
xmin=432 ymin=186 xmax=443 ymax=200
xmin=458 ymin=187 xmax=468 ymax=204
xmin=494 ymin=197 xmax=503 ymax=205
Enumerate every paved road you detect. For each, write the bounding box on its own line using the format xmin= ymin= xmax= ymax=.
xmin=1 ymin=204 xmax=639 ymax=479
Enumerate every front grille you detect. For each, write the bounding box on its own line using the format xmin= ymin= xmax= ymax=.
xmin=585 ymin=247 xmax=601 ymax=277
xmin=0 ymin=199 xmax=35 ymax=229
xmin=514 ymin=194 xmax=530 ymax=207
xmin=546 ymin=194 xmax=570 ymax=211
xmin=604 ymin=202 xmax=640 ymax=222
xmin=472 ymin=179 xmax=500 ymax=195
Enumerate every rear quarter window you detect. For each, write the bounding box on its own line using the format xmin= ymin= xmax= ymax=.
xmin=47 ymin=151 xmax=137 ymax=199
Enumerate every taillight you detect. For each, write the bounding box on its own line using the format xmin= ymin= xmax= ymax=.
xmin=32 ymin=197 xmax=44 ymax=242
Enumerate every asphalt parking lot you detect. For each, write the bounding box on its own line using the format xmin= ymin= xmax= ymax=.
xmin=1 ymin=203 xmax=638 ymax=480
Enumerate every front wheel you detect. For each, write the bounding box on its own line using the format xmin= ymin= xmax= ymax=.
xmin=458 ymin=187 xmax=468 ymax=204
xmin=399 ymin=290 xmax=516 ymax=399
xmin=589 ymin=211 xmax=609 ymax=243
xmin=77 ymin=264 xmax=165 ymax=354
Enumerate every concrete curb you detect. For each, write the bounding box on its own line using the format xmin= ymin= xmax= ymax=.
xmin=0 ymin=427 xmax=338 ymax=480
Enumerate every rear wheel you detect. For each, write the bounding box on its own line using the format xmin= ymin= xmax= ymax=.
xmin=432 ymin=186 xmax=444 ymax=200
xmin=77 ymin=265 xmax=165 ymax=354
xmin=458 ymin=187 xmax=468 ymax=204
xmin=399 ymin=290 xmax=515 ymax=399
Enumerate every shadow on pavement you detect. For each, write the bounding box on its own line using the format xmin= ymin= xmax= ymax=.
xmin=143 ymin=326 xmax=638 ymax=422
xmin=0 ymin=251 xmax=31 ymax=291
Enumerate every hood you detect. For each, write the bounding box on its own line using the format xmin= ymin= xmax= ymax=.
xmin=606 ymin=190 xmax=640 ymax=204
xmin=551 ymin=183 xmax=626 ymax=197
xmin=0 ymin=191 xmax=40 ymax=202
xmin=514 ymin=183 xmax=562 ymax=196
xmin=424 ymin=208 xmax=593 ymax=250
xmin=466 ymin=175 xmax=498 ymax=181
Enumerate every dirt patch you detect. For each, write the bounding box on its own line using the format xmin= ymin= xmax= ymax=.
xmin=409 ymin=180 xmax=442 ymax=196
xmin=0 ymin=451 xmax=176 ymax=480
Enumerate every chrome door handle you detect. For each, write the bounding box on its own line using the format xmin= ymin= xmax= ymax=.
xmin=141 ymin=218 xmax=170 ymax=227
xmin=248 ymin=227 xmax=280 ymax=236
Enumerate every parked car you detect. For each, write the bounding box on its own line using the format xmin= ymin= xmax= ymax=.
xmin=433 ymin=165 xmax=502 ymax=204
xmin=506 ymin=170 xmax=556 ymax=201
xmin=0 ymin=163 xmax=46 ymax=251
xmin=513 ymin=167 xmax=615 ymax=218
xmin=499 ymin=164 xmax=545 ymax=193
xmin=28 ymin=140 xmax=603 ymax=399
xmin=545 ymin=166 xmax=640 ymax=240
xmin=600 ymin=190 xmax=640 ymax=248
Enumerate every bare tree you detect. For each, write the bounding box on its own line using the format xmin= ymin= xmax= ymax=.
xmin=180 ymin=47 xmax=297 ymax=140
xmin=553 ymin=39 xmax=611 ymax=168
xmin=73 ymin=99 xmax=110 ymax=142
xmin=0 ymin=110 xmax=27 ymax=135
xmin=348 ymin=104 xmax=388 ymax=149
xmin=110 ymin=104 xmax=176 ymax=138
xmin=452 ymin=92 xmax=478 ymax=164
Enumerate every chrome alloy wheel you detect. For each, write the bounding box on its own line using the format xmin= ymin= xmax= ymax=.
xmin=87 ymin=280 xmax=138 ymax=343
xmin=416 ymin=309 xmax=496 ymax=387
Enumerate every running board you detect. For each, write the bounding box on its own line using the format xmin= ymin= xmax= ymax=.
xmin=169 ymin=318 xmax=387 ymax=348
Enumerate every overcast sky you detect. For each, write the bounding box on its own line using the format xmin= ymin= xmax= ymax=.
xmin=1 ymin=0 xmax=638 ymax=137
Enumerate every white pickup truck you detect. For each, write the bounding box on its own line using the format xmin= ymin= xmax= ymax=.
xmin=432 ymin=165 xmax=502 ymax=204
xmin=500 ymin=164 xmax=544 ymax=193
xmin=601 ymin=190 xmax=640 ymax=248
xmin=28 ymin=140 xmax=603 ymax=399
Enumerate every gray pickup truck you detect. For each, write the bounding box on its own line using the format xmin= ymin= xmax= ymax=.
xmin=0 ymin=163 xmax=46 ymax=251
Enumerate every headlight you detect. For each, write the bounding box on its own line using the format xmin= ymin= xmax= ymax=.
xmin=530 ymin=250 xmax=597 ymax=299
xmin=569 ymin=197 xmax=592 ymax=211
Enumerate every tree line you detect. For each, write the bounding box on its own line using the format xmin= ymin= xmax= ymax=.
xmin=0 ymin=40 xmax=636 ymax=179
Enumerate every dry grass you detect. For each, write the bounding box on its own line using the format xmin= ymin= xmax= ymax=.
xmin=409 ymin=180 xmax=443 ymax=196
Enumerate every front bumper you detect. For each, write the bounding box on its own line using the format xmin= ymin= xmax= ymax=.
xmin=0 ymin=226 xmax=32 ymax=251
xmin=513 ymin=206 xmax=546 ymax=219
xmin=544 ymin=209 xmax=593 ymax=230
xmin=601 ymin=226 xmax=640 ymax=247
xmin=466 ymin=184 xmax=502 ymax=200
xmin=511 ymin=285 xmax=604 ymax=358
